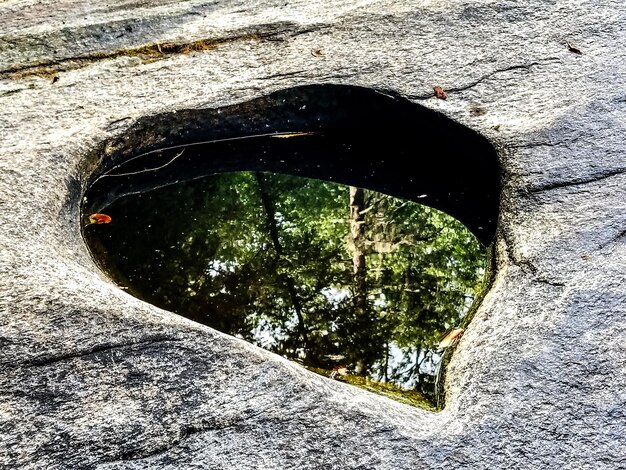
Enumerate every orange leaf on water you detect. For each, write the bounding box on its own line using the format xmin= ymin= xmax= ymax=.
xmin=88 ymin=213 xmax=112 ymax=225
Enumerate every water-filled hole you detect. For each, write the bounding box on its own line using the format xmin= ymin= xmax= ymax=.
xmin=82 ymin=85 xmax=499 ymax=409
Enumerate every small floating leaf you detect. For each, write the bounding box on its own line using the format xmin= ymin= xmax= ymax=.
xmin=433 ymin=86 xmax=448 ymax=100
xmin=88 ymin=213 xmax=112 ymax=225
xmin=270 ymin=132 xmax=314 ymax=139
xmin=439 ymin=328 xmax=464 ymax=348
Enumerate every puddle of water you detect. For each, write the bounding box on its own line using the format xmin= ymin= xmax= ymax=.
xmin=83 ymin=137 xmax=487 ymax=408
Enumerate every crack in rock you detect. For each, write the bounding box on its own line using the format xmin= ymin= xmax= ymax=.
xmin=508 ymin=133 xmax=592 ymax=149
xmin=528 ymin=167 xmax=626 ymax=193
xmin=10 ymin=335 xmax=182 ymax=369
xmin=97 ymin=423 xmax=228 ymax=465
xmin=97 ymin=409 xmax=269 ymax=466
xmin=258 ymin=69 xmax=309 ymax=80
xmin=499 ymin=225 xmax=566 ymax=286
xmin=0 ymin=22 xmax=325 ymax=80
xmin=447 ymin=59 xmax=562 ymax=93
xmin=405 ymin=58 xmax=561 ymax=100
xmin=0 ymin=88 xmax=22 ymax=97
xmin=532 ymin=278 xmax=566 ymax=288
xmin=598 ymin=228 xmax=626 ymax=250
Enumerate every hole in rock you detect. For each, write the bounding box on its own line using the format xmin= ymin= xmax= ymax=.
xmin=82 ymin=85 xmax=499 ymax=409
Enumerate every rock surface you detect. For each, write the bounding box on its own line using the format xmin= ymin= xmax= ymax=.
xmin=1 ymin=0 xmax=625 ymax=468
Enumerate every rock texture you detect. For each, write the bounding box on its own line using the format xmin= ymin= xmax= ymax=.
xmin=1 ymin=1 xmax=625 ymax=468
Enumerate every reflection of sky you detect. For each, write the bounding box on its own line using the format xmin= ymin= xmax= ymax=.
xmin=320 ymin=286 xmax=350 ymax=304
xmin=249 ymin=309 xmax=304 ymax=355
xmin=206 ymin=259 xmax=236 ymax=277
xmin=249 ymin=317 xmax=282 ymax=349
xmin=380 ymin=343 xmax=442 ymax=389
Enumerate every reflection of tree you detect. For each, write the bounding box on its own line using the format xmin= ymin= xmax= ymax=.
xmin=254 ymin=172 xmax=310 ymax=354
xmin=91 ymin=171 xmax=485 ymax=398
xmin=348 ymin=186 xmax=376 ymax=375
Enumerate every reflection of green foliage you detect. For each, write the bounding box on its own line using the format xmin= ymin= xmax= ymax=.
xmin=87 ymin=171 xmax=485 ymax=406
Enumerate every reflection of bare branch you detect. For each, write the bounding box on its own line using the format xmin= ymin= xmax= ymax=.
xmin=389 ymin=201 xmax=410 ymax=215
xmin=358 ymin=205 xmax=375 ymax=216
xmin=94 ymin=131 xmax=318 ymax=183
xmin=105 ymin=149 xmax=186 ymax=178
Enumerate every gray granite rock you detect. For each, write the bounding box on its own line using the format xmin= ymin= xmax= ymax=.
xmin=1 ymin=0 xmax=625 ymax=468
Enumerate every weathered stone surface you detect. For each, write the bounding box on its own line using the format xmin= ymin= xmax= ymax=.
xmin=1 ymin=0 xmax=625 ymax=468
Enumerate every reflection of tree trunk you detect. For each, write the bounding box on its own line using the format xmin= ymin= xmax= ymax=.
xmin=414 ymin=347 xmax=425 ymax=383
xmin=350 ymin=186 xmax=367 ymax=314
xmin=349 ymin=186 xmax=369 ymax=375
xmin=254 ymin=173 xmax=310 ymax=350
xmin=384 ymin=342 xmax=389 ymax=382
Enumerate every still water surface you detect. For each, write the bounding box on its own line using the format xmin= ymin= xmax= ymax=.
xmin=84 ymin=166 xmax=486 ymax=407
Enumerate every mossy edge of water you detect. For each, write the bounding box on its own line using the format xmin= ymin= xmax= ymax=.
xmin=433 ymin=241 xmax=498 ymax=410
xmin=304 ymin=365 xmax=437 ymax=411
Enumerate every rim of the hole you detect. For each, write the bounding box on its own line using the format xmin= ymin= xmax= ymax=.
xmin=78 ymin=84 xmax=503 ymax=412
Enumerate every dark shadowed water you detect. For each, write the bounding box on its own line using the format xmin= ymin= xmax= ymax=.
xmin=83 ymin=132 xmax=487 ymax=407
